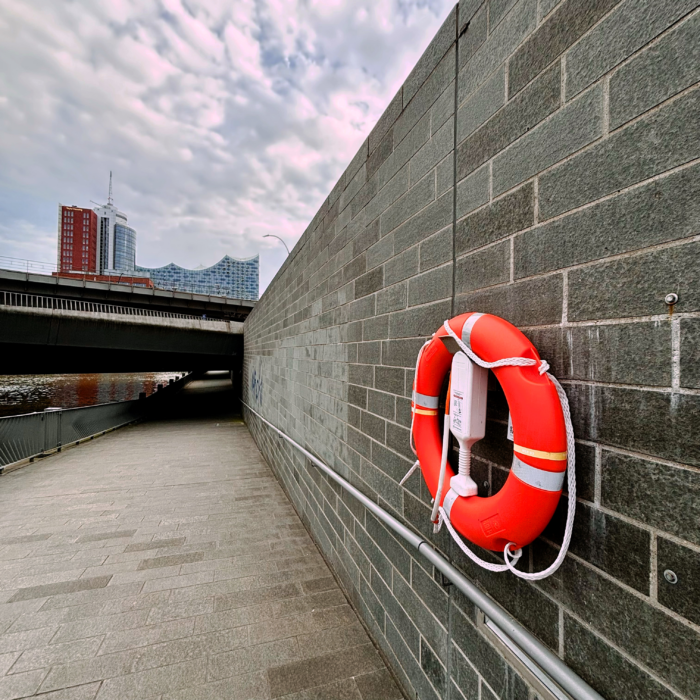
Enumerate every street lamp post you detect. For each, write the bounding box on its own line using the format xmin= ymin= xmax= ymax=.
xmin=263 ymin=234 xmax=290 ymax=255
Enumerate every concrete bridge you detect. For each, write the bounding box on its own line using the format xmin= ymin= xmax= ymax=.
xmin=0 ymin=374 xmax=402 ymax=699
xmin=0 ymin=269 xmax=254 ymax=322
xmin=0 ymin=293 xmax=244 ymax=374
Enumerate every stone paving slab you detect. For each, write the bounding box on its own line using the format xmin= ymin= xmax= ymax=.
xmin=0 ymin=376 xmax=404 ymax=699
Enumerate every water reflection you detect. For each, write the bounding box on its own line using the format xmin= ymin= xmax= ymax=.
xmin=0 ymin=373 xmax=185 ymax=417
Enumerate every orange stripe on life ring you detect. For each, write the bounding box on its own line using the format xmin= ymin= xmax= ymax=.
xmin=514 ymin=444 xmax=567 ymax=461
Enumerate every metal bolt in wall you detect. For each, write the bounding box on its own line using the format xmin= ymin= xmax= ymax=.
xmin=663 ymin=569 xmax=678 ymax=584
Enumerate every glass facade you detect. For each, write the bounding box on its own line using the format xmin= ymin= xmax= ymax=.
xmin=114 ymin=224 xmax=136 ymax=272
xmin=136 ymin=255 xmax=258 ymax=300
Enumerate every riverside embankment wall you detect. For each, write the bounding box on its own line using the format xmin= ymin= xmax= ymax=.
xmin=243 ymin=2 xmax=700 ymax=698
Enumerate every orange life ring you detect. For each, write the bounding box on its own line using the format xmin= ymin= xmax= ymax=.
xmin=412 ymin=312 xmax=567 ymax=552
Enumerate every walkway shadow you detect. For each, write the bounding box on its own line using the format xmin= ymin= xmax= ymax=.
xmin=147 ymin=370 xmax=240 ymax=422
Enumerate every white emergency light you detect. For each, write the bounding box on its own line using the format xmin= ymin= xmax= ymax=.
xmin=449 ymin=351 xmax=488 ymax=497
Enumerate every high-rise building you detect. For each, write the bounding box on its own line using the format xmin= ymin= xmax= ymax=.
xmin=93 ymin=172 xmax=136 ymax=274
xmin=56 ymin=204 xmax=99 ymax=273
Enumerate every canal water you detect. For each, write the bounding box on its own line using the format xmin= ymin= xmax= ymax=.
xmin=0 ymin=373 xmax=185 ymax=418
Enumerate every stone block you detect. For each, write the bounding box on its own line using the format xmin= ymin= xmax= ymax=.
xmin=361 ymin=412 xmax=386 ymax=444
xmin=420 ymin=226 xmax=453 ymax=272
xmin=610 ymin=11 xmax=700 ymax=128
xmin=681 ymin=318 xmax=700 ymax=389
xmin=380 ymin=173 xmax=436 ymax=237
xmin=348 ymin=364 xmax=374 ymax=388
xmin=458 ymin=0 xmax=537 ymax=102
xmin=489 ymin=0 xmax=520 ymax=30
xmin=602 ymin=451 xmax=700 ymax=546
xmin=457 ymin=65 xmax=505 ymax=143
xmin=352 ymin=219 xmax=380 ymax=258
xmin=369 ymin=88 xmax=403 ymax=155
xmin=431 ymin=83 xmax=455 ymax=137
xmin=389 ymin=300 xmax=452 ymax=339
xmin=395 ymin=47 xmax=456 ymax=146
xmin=525 ymin=322 xmax=672 ymax=387
xmin=394 ymin=192 xmax=453 ymax=255
xmin=657 ymin=537 xmax=700 ymax=626
xmin=403 ymin=7 xmax=457 ymax=106
xmin=545 ymin=500 xmax=650 ymax=592
xmin=518 ymin=163 xmax=700 ymax=277
xmin=367 ymin=234 xmax=394 ymax=271
xmin=571 ymin=385 xmax=700 ymax=467
xmin=459 ymin=0 xmax=486 ymax=29
xmin=410 ymin=117 xmax=454 ymax=186
xmin=348 ymin=385 xmax=367 ymax=409
xmin=408 ymin=264 xmax=453 ymax=307
xmin=365 ymin=165 xmax=409 ymax=225
xmin=459 ymin=3 xmax=487 ymax=70
xmin=386 ymin=422 xmax=414 ymax=461
xmin=455 ymin=274 xmax=562 ymax=326
xmin=371 ymin=571 xmax=420 ymax=656
xmin=567 ymin=241 xmax=700 ymax=321
xmin=455 ymin=240 xmax=510 ymax=293
xmin=367 ymin=128 xmax=394 ymax=182
xmin=493 ymin=83 xmax=603 ymax=196
xmin=457 ymin=61 xmax=560 ymax=179
xmin=375 ymin=367 xmax=405 ymax=395
xmin=540 ymin=90 xmax=700 ymax=219
xmin=509 ymin=0 xmax=621 ymax=97
xmin=535 ymin=549 xmax=700 ymax=698
xmin=382 ymin=338 xmax=428 ymax=368
xmin=455 ymin=164 xmax=490 ymax=220
xmin=355 ymin=268 xmax=384 ymax=299
xmin=566 ymin=0 xmax=698 ymax=98
xmin=564 ymin=615 xmax=680 ymax=700
xmin=376 ymin=283 xmax=407 ymax=314
xmin=385 ymin=246 xmax=419 ymax=287
xmin=347 ymin=295 xmax=376 ymax=322
xmin=366 ymin=515 xmax=411 ymax=581
xmin=539 ymin=0 xmax=563 ymax=19
xmin=456 ymin=181 xmax=533 ymax=254
xmin=420 ymin=637 xmax=446 ymax=696
xmin=450 ymin=646 xmax=479 ymax=700
xmin=392 ymin=575 xmax=447 ymax=657
xmin=452 ymin=608 xmax=512 ymax=698
xmin=357 ymin=341 xmax=381 ymax=365
xmin=339 ymin=164 xmax=367 ymax=214
xmin=436 ymin=155 xmax=454 ymax=196
xmin=367 ymin=390 xmax=395 ymax=421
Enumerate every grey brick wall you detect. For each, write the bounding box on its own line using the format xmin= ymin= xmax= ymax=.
xmin=243 ymin=2 xmax=700 ymax=698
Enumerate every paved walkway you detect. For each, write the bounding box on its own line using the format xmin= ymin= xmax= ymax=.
xmin=0 ymin=374 xmax=403 ymax=700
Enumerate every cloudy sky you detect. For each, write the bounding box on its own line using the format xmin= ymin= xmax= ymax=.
xmin=0 ymin=0 xmax=454 ymax=292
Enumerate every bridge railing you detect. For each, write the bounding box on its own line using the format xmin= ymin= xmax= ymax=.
xmin=0 ymin=400 xmax=143 ymax=472
xmin=0 ymin=291 xmax=220 ymax=322
xmin=0 ymin=372 xmax=197 ymax=472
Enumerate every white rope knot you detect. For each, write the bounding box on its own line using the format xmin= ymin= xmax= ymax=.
xmin=538 ymin=360 xmax=550 ymax=375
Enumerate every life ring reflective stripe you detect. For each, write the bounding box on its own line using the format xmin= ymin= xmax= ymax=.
xmin=412 ymin=312 xmax=567 ymax=552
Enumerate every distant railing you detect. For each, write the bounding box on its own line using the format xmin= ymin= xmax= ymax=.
xmin=0 ymin=291 xmax=223 ymax=322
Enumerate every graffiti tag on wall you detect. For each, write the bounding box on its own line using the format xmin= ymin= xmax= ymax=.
xmin=251 ymin=369 xmax=263 ymax=404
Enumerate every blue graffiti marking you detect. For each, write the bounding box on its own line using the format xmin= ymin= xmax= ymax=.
xmin=251 ymin=370 xmax=263 ymax=404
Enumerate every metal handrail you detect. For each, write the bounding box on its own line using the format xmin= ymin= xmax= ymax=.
xmin=0 ymin=291 xmax=222 ymax=323
xmin=241 ymin=399 xmax=604 ymax=700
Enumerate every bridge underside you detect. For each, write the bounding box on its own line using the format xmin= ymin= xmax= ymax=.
xmin=0 ymin=307 xmax=243 ymax=374
xmin=0 ymin=343 xmax=241 ymax=374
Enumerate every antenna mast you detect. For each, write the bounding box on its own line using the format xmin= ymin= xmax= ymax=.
xmin=107 ymin=171 xmax=113 ymax=206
